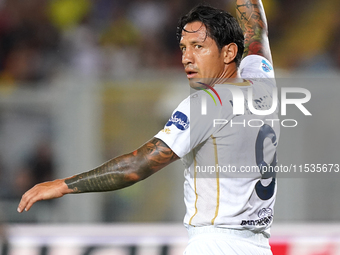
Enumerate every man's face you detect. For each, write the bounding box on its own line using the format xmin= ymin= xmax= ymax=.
xmin=180 ymin=21 xmax=226 ymax=87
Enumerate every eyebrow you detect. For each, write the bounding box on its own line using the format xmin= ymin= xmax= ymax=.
xmin=179 ymin=41 xmax=195 ymax=49
xmin=179 ymin=38 xmax=206 ymax=48
xmin=180 ymin=31 xmax=209 ymax=46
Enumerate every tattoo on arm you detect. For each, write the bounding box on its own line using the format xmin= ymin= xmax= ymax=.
xmin=236 ymin=0 xmax=272 ymax=62
xmin=65 ymin=138 xmax=179 ymax=193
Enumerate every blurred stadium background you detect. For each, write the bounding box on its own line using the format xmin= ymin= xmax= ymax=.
xmin=1 ymin=0 xmax=340 ymax=254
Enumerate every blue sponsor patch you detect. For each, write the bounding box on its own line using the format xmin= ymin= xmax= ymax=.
xmin=166 ymin=111 xmax=189 ymax=131
xmin=261 ymin=59 xmax=273 ymax=73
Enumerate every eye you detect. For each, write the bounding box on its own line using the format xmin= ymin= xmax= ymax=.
xmin=180 ymin=47 xmax=186 ymax=53
xmin=195 ymin=44 xmax=202 ymax=49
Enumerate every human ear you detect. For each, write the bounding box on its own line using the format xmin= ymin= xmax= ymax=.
xmin=223 ymin=43 xmax=238 ymax=64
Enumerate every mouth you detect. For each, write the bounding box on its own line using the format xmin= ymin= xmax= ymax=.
xmin=185 ymin=70 xmax=198 ymax=79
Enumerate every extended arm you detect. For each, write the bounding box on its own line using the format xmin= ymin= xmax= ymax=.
xmin=236 ymin=0 xmax=272 ymax=63
xmin=17 ymin=138 xmax=179 ymax=212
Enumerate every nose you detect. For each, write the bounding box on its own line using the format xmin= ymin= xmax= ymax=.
xmin=182 ymin=47 xmax=194 ymax=66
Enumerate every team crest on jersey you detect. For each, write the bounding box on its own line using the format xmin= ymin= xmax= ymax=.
xmin=161 ymin=128 xmax=171 ymax=134
xmin=166 ymin=111 xmax=189 ymax=131
xmin=261 ymin=59 xmax=273 ymax=73
xmin=258 ymin=208 xmax=273 ymax=218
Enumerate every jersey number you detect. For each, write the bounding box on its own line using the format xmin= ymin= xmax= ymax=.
xmin=255 ymin=124 xmax=278 ymax=200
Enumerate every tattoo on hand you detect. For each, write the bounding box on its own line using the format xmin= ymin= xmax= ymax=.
xmin=65 ymin=138 xmax=178 ymax=193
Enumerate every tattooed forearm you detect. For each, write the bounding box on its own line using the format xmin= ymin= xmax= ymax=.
xmin=236 ymin=0 xmax=272 ymax=61
xmin=65 ymin=138 xmax=179 ymax=193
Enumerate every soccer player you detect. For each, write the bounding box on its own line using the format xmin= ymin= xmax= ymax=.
xmin=18 ymin=0 xmax=279 ymax=254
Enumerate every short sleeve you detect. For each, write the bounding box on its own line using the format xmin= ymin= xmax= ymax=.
xmin=154 ymin=96 xmax=191 ymax=158
xmin=154 ymin=90 xmax=230 ymax=158
xmin=239 ymin=55 xmax=275 ymax=81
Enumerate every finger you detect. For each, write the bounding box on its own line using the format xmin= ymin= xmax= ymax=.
xmin=17 ymin=201 xmax=25 ymax=213
xmin=17 ymin=202 xmax=24 ymax=213
xmin=17 ymin=188 xmax=41 ymax=213
xmin=24 ymin=197 xmax=39 ymax=212
xmin=17 ymin=191 xmax=31 ymax=213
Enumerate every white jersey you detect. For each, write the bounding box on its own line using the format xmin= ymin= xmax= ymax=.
xmin=155 ymin=55 xmax=279 ymax=238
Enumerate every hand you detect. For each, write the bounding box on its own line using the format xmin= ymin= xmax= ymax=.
xmin=17 ymin=179 xmax=72 ymax=213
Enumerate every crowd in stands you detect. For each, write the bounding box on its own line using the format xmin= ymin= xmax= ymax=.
xmin=0 ymin=0 xmax=339 ymax=86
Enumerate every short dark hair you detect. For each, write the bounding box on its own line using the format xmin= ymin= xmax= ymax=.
xmin=177 ymin=4 xmax=244 ymax=66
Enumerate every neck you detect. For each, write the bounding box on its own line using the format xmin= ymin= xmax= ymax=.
xmin=214 ymin=63 xmax=242 ymax=85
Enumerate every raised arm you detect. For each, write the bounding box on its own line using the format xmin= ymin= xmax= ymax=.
xmin=236 ymin=0 xmax=272 ymax=63
xmin=17 ymin=138 xmax=179 ymax=212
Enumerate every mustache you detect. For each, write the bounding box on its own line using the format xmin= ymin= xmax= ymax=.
xmin=184 ymin=64 xmax=199 ymax=71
